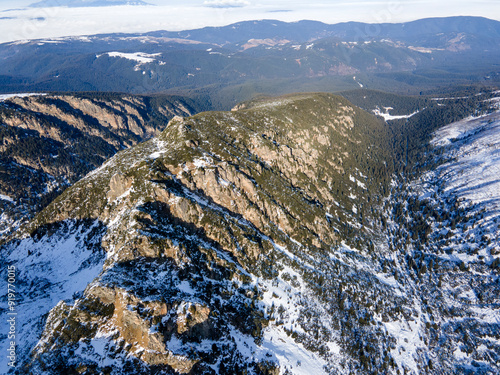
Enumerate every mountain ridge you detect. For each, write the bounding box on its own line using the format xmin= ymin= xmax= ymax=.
xmin=0 ymin=92 xmax=204 ymax=240
xmin=2 ymin=91 xmax=499 ymax=374
xmin=2 ymin=93 xmax=395 ymax=374
xmin=0 ymin=16 xmax=499 ymax=108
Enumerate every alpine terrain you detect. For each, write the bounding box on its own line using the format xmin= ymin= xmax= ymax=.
xmin=1 ymin=90 xmax=499 ymax=374
xmin=0 ymin=92 xmax=202 ymax=239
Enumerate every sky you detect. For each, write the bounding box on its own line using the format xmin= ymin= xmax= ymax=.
xmin=0 ymin=0 xmax=499 ymax=43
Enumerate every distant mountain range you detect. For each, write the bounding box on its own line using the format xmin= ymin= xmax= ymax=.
xmin=29 ymin=0 xmax=150 ymax=7
xmin=0 ymin=16 xmax=498 ymax=108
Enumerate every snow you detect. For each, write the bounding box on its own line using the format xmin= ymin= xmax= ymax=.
xmin=149 ymin=151 xmax=162 ymax=159
xmin=432 ymin=96 xmax=471 ymax=101
xmin=353 ymin=76 xmax=364 ymax=87
xmin=258 ymin=327 xmax=329 ymax=375
xmin=399 ymin=107 xmax=500 ymax=372
xmin=247 ymin=263 xmax=335 ymax=374
xmin=0 ymin=220 xmax=106 ymax=374
xmin=0 ymin=212 xmax=21 ymax=236
xmin=384 ymin=310 xmax=425 ymax=375
xmin=102 ymin=51 xmax=161 ymax=63
xmin=193 ymin=157 xmax=209 ymax=168
xmin=177 ymin=280 xmax=196 ymax=295
xmin=71 ymin=334 xmax=123 ymax=368
xmin=218 ymin=177 xmax=230 ymax=187
xmin=430 ymin=111 xmax=500 ymax=211
xmin=37 ymin=40 xmax=63 ymax=45
xmin=0 ymin=193 xmax=14 ymax=202
xmin=375 ymin=273 xmax=403 ymax=296
xmin=454 ymin=346 xmax=469 ymax=360
xmin=470 ymin=306 xmax=500 ymax=324
xmin=0 ymin=93 xmax=46 ymax=101
xmin=97 ymin=52 xmax=164 ymax=70
xmin=116 ymin=186 xmax=133 ymax=201
xmin=373 ymin=107 xmax=420 ymax=121
xmin=349 ymin=174 xmax=366 ymax=189
xmin=408 ymin=46 xmax=438 ymax=53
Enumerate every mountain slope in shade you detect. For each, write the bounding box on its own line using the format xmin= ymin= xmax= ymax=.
xmin=0 ymin=93 xmax=202 ymax=240
xmin=1 ymin=92 xmax=499 ymax=374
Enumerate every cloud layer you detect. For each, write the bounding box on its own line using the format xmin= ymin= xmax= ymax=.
xmin=0 ymin=0 xmax=499 ymax=44
xmin=203 ymin=0 xmax=250 ymax=8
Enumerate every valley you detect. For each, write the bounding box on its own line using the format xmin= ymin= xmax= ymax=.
xmin=0 ymin=92 xmax=203 ymax=238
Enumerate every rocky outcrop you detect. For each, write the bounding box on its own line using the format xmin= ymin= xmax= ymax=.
xmin=7 ymin=93 xmax=395 ymax=375
xmin=0 ymin=93 xmax=201 ymax=240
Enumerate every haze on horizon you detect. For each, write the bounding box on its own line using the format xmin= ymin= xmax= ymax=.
xmin=0 ymin=0 xmax=499 ymax=43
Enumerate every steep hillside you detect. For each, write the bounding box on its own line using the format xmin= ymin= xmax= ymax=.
xmin=378 ymin=110 xmax=500 ymax=374
xmin=1 ymin=92 xmax=499 ymax=374
xmin=0 ymin=93 xmax=202 ymax=239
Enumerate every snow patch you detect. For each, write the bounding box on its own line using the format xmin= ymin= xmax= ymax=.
xmin=258 ymin=327 xmax=329 ymax=375
xmin=97 ymin=52 xmax=164 ymax=70
xmin=0 ymin=93 xmax=46 ymax=101
xmin=349 ymin=174 xmax=366 ymax=189
xmin=193 ymin=158 xmax=209 ymax=168
xmin=384 ymin=312 xmax=425 ymax=374
xmin=353 ymin=76 xmax=364 ymax=87
xmin=149 ymin=151 xmax=162 ymax=159
xmin=373 ymin=107 xmax=420 ymax=121
xmin=0 ymin=193 xmax=14 ymax=202
xmin=100 ymin=51 xmax=161 ymax=63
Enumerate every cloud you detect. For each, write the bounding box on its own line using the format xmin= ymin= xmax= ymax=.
xmin=0 ymin=0 xmax=499 ymax=44
xmin=203 ymin=0 xmax=249 ymax=8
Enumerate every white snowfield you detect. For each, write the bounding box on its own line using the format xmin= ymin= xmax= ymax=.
xmin=372 ymin=107 xmax=420 ymax=121
xmin=431 ymin=111 xmax=500 ymax=212
xmin=97 ymin=51 xmax=162 ymax=64
xmin=0 ymin=93 xmax=46 ymax=101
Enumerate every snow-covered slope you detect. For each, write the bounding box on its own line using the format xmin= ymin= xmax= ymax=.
xmin=430 ymin=112 xmax=500 ymax=213
xmin=386 ymin=110 xmax=500 ymax=374
xmin=0 ymin=220 xmax=106 ymax=374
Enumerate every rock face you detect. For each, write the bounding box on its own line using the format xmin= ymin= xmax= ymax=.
xmin=0 ymin=93 xmax=201 ymax=239
xmin=1 ymin=92 xmax=499 ymax=375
